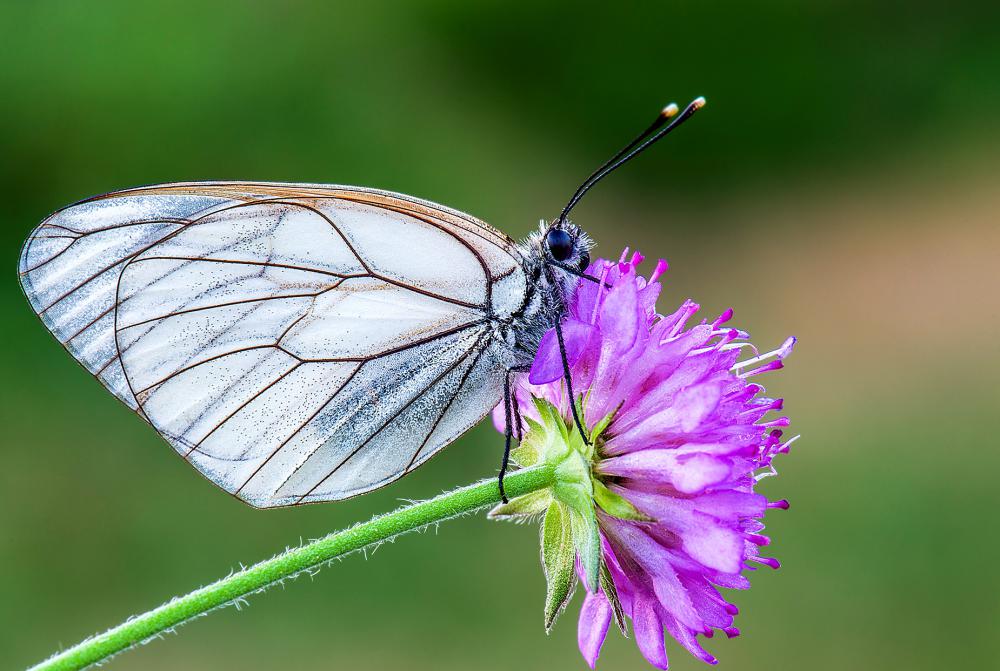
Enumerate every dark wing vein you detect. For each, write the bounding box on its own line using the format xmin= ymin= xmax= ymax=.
xmin=117 ymin=283 xmax=341 ymax=332
xmin=372 ymin=202 xmax=494 ymax=307
xmin=291 ymin=331 xmax=489 ymax=503
xmin=233 ymin=364 xmax=366 ymax=496
xmin=320 ymin=192 xmax=525 ymax=268
xmin=405 ymin=340 xmax=490 ymax=471
xmin=30 ymin=211 xmax=235 ymax=314
xmin=290 ymin=336 xmax=485 ymax=504
xmin=131 ymin=255 xmax=359 ymax=280
xmin=286 ymin=200 xmax=487 ymax=310
xmin=184 ymin=361 xmax=304 ymax=457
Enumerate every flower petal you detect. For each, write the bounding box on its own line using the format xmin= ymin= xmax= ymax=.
xmin=663 ymin=613 xmax=718 ymax=666
xmin=599 ymin=450 xmax=731 ymax=495
xmin=618 ymin=488 xmax=746 ymax=574
xmin=528 ymin=318 xmax=597 ymax=385
xmin=598 ymin=268 xmax=641 ymax=352
xmin=633 ymin=596 xmax=669 ymax=669
xmin=605 ymin=519 xmax=703 ymax=631
xmin=578 ymin=591 xmax=613 ymax=669
xmin=679 ymin=514 xmax=744 ymax=574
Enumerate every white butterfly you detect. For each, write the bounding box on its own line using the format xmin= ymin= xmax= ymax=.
xmin=17 ymin=99 xmax=704 ymax=508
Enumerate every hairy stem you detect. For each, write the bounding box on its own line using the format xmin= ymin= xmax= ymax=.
xmin=30 ymin=465 xmax=555 ymax=671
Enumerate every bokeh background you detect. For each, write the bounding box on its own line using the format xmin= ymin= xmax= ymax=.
xmin=2 ymin=2 xmax=998 ymax=669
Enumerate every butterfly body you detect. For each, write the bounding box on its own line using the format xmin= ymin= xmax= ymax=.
xmin=19 ymin=182 xmax=590 ymax=507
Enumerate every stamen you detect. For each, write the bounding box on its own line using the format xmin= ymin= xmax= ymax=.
xmin=691 ymin=335 xmax=743 ymax=357
xmin=739 ymin=359 xmax=784 ymax=378
xmin=778 ymin=434 xmax=800 ymax=453
xmin=751 ymin=556 xmax=781 ymax=570
xmin=590 ymin=262 xmax=613 ymax=325
xmin=719 ymin=341 xmax=759 ymax=359
xmin=649 ymin=258 xmax=669 ymax=283
xmin=755 ymin=464 xmax=779 ymax=481
xmin=663 ymin=300 xmax=700 ymax=339
xmin=712 ymin=307 xmax=734 ymax=327
xmin=732 ymin=336 xmax=795 ymax=372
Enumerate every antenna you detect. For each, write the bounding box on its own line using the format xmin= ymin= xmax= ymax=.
xmin=556 ymin=96 xmax=706 ymax=224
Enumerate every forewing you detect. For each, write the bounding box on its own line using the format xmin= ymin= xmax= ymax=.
xmin=19 ymin=182 xmax=527 ymax=506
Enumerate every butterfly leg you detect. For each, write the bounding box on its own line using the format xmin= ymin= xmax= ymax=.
xmin=554 ymin=319 xmax=590 ymax=445
xmin=498 ymin=366 xmax=530 ymax=503
xmin=508 ymin=368 xmax=527 ymax=442
xmin=499 ymin=373 xmax=514 ymax=504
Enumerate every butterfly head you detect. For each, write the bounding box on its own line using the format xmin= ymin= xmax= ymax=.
xmin=539 ymin=219 xmax=593 ymax=275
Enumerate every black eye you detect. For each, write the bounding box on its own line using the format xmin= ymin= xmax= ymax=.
xmin=545 ymin=228 xmax=574 ymax=262
xmin=578 ymin=250 xmax=590 ymax=271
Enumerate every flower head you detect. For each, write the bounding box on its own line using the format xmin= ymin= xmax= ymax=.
xmin=490 ymin=250 xmax=795 ymax=669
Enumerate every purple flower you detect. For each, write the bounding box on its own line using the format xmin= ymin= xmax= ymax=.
xmin=491 ymin=250 xmax=795 ymax=669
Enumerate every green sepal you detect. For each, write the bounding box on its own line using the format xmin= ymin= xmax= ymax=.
xmin=540 ymin=501 xmax=577 ymax=631
xmin=570 ymin=496 xmax=601 ymax=594
xmin=549 ymin=449 xmax=600 ymax=593
xmin=568 ymin=393 xmax=594 ymax=459
xmin=599 ymin=559 xmax=627 ymax=635
xmin=509 ymin=417 xmax=544 ymax=467
xmin=488 ymin=489 xmax=552 ymax=521
xmin=552 ymin=450 xmax=592 ymax=509
xmin=592 ymin=478 xmax=651 ymax=522
xmin=534 ymin=396 xmax=570 ymax=445
xmin=590 ymin=405 xmax=618 ymax=444
xmin=512 ymin=398 xmax=572 ymax=470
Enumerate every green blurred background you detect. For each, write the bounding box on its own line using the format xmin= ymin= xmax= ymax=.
xmin=2 ymin=1 xmax=998 ymax=669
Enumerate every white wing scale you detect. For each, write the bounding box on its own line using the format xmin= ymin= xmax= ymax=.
xmin=18 ymin=183 xmax=526 ymax=507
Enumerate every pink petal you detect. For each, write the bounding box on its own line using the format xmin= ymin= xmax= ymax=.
xmin=490 ymin=403 xmax=507 ymax=434
xmin=662 ymin=614 xmax=718 ymax=666
xmin=620 ymin=489 xmax=745 ymax=574
xmin=671 ymin=454 xmax=733 ymax=494
xmin=680 ymin=513 xmax=744 ymax=574
xmin=599 ymin=450 xmax=731 ymax=495
xmin=528 ymin=318 xmax=597 ymax=384
xmin=694 ymin=491 xmax=768 ymax=520
xmin=606 ymin=521 xmax=703 ymax=631
xmin=677 ymin=574 xmax=735 ymax=629
xmin=633 ymin=597 xmax=669 ymax=669
xmin=598 ymin=268 xmax=641 ymax=352
xmin=610 ymin=379 xmax=723 ymax=447
xmin=578 ymin=591 xmax=613 ymax=669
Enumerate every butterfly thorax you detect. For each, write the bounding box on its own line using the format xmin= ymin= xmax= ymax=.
xmin=490 ymin=220 xmax=593 ymax=370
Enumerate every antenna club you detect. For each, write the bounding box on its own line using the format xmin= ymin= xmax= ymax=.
xmin=558 ymin=95 xmax=705 ymax=221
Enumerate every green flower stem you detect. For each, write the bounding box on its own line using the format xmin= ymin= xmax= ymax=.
xmin=29 ymin=465 xmax=556 ymax=671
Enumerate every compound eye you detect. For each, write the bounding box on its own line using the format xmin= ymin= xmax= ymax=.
xmin=545 ymin=228 xmax=574 ymax=262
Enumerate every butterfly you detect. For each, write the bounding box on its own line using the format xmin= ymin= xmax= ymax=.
xmin=18 ymin=98 xmax=704 ymax=508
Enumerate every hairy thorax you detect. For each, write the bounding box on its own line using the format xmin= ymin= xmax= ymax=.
xmin=488 ymin=223 xmax=589 ymax=371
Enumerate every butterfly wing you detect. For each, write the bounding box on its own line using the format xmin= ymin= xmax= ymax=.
xmin=19 ymin=182 xmax=528 ymax=507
